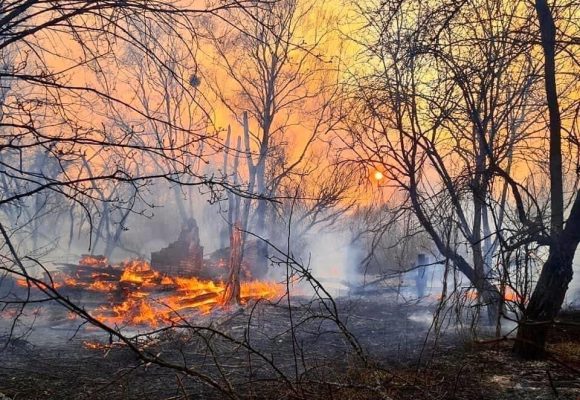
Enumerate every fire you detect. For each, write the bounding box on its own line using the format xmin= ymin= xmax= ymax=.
xmin=79 ymin=255 xmax=108 ymax=267
xmin=433 ymin=286 xmax=525 ymax=303
xmin=115 ymin=298 xmax=157 ymax=326
xmin=174 ymin=276 xmax=222 ymax=293
xmin=462 ymin=287 xmax=523 ymax=303
xmin=502 ymin=287 xmax=521 ymax=302
xmin=120 ymin=259 xmax=160 ymax=287
xmin=241 ymin=281 xmax=282 ymax=298
xmin=83 ymin=341 xmax=106 ymax=350
xmin=88 ymin=280 xmax=117 ymax=291
xmin=41 ymin=257 xmax=283 ymax=328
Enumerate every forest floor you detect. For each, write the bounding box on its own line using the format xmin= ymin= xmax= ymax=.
xmin=374 ymin=315 xmax=580 ymax=400
xmin=0 ymin=293 xmax=579 ymax=400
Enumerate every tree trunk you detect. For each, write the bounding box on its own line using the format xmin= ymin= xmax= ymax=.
xmin=514 ymin=193 xmax=580 ymax=358
xmin=223 ymin=223 xmax=243 ymax=305
xmin=513 ymin=246 xmax=574 ymax=358
xmin=533 ymin=0 xmax=563 ymax=237
xmin=513 ymin=0 xmax=577 ymax=359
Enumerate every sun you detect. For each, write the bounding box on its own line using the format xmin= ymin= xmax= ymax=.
xmin=373 ymin=170 xmax=384 ymax=181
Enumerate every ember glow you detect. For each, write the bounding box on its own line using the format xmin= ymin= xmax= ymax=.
xmin=19 ymin=257 xmax=283 ymax=328
xmin=463 ymin=288 xmax=523 ymax=303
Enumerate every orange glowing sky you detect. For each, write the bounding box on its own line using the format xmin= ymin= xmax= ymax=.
xmin=14 ymin=0 xmax=579 ymax=205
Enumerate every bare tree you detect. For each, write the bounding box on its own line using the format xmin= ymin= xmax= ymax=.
xmin=0 ymin=3 xmax=371 ymax=397
xmin=346 ymin=0 xmax=579 ymax=356
xmin=513 ymin=0 xmax=580 ymax=358
xmin=203 ymin=0 xmax=351 ymax=303
xmin=0 ymin=0 xmax=274 ymax=330
xmin=346 ymin=0 xmax=543 ymax=322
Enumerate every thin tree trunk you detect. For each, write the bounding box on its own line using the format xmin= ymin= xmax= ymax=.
xmin=224 ymin=113 xmax=253 ymax=305
xmin=223 ymin=125 xmax=232 ymax=249
xmin=104 ymin=199 xmax=133 ymax=260
xmin=223 ymin=222 xmax=243 ymax=305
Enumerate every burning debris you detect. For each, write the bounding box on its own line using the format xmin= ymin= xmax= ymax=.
xmin=16 ymin=252 xmax=282 ymax=329
xmin=8 ymin=217 xmax=283 ymax=330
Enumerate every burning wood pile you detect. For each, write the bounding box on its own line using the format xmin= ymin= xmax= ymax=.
xmin=14 ymin=219 xmax=282 ymax=329
xmin=19 ymin=255 xmax=282 ymax=328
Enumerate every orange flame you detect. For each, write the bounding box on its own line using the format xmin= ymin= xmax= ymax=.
xmin=47 ymin=257 xmax=283 ymax=328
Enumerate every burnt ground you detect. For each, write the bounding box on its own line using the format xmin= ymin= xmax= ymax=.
xmin=0 ymin=294 xmax=579 ymax=400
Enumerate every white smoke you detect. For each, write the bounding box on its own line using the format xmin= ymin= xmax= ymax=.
xmin=301 ymin=229 xmax=363 ymax=297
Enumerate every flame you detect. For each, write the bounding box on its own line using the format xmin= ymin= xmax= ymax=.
xmin=47 ymin=257 xmax=282 ymax=328
xmin=462 ymin=287 xmax=523 ymax=303
xmin=433 ymin=286 xmax=524 ymax=303
xmin=502 ymin=287 xmax=522 ymax=302
xmin=83 ymin=341 xmax=105 ymax=350
xmin=79 ymin=255 xmax=108 ymax=267
xmin=17 ymin=278 xmax=63 ymax=289
xmin=88 ymin=280 xmax=117 ymax=291
xmin=16 ymin=279 xmax=29 ymax=287
xmin=120 ymin=259 xmax=160 ymax=286
xmin=161 ymin=276 xmax=173 ymax=285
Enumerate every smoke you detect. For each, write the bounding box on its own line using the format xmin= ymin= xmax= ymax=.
xmin=300 ymin=228 xmax=363 ymax=297
xmin=23 ymin=179 xmax=230 ymax=271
